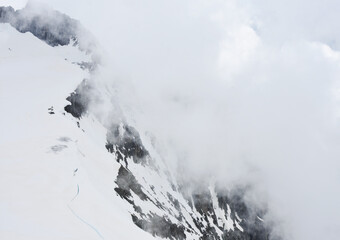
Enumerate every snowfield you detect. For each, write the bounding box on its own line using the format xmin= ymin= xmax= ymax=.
xmin=0 ymin=23 xmax=157 ymax=240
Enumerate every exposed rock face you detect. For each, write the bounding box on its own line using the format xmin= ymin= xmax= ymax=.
xmin=103 ymin=118 xmax=271 ymax=240
xmin=106 ymin=124 xmax=149 ymax=166
xmin=108 ymin=114 xmax=272 ymax=239
xmin=0 ymin=5 xmax=77 ymax=46
xmin=0 ymin=3 xmax=96 ymax=53
xmin=132 ymin=214 xmax=187 ymax=240
xmin=115 ymin=165 xmax=149 ymax=202
xmin=64 ymin=79 xmax=92 ymax=119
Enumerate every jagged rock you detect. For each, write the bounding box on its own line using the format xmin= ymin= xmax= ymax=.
xmin=0 ymin=6 xmax=15 ymax=22
xmin=0 ymin=5 xmax=78 ymax=47
xmin=64 ymin=79 xmax=92 ymax=118
xmin=106 ymin=124 xmax=149 ymax=166
xmin=74 ymin=61 xmax=96 ymax=72
xmin=115 ymin=165 xmax=149 ymax=201
xmin=0 ymin=3 xmax=98 ymax=58
xmin=132 ymin=214 xmax=186 ymax=240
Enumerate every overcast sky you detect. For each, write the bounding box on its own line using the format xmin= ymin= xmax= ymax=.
xmin=3 ymin=1 xmax=340 ymax=239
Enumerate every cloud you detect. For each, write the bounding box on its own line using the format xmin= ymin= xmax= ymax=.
xmin=8 ymin=0 xmax=340 ymax=239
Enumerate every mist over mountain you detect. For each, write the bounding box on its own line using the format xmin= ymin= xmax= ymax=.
xmin=1 ymin=1 xmax=340 ymax=240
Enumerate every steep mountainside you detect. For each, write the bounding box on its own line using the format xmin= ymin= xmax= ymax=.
xmin=0 ymin=4 xmax=271 ymax=240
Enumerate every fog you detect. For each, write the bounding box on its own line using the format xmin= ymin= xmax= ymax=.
xmin=6 ymin=0 xmax=340 ymax=239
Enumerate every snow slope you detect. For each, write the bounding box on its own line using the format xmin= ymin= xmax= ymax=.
xmin=0 ymin=23 xmax=156 ymax=240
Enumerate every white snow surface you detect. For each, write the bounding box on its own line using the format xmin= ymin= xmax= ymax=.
xmin=0 ymin=23 xmax=158 ymax=240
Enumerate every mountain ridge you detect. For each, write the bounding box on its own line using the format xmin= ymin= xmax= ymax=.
xmin=0 ymin=3 xmax=272 ymax=240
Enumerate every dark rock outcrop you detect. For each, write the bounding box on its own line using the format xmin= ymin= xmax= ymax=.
xmin=0 ymin=3 xmax=97 ymax=54
xmin=1 ymin=4 xmax=77 ymax=46
xmin=132 ymin=214 xmax=186 ymax=240
xmin=106 ymin=124 xmax=149 ymax=166
xmin=64 ymin=79 xmax=92 ymax=118
xmin=115 ymin=165 xmax=149 ymax=201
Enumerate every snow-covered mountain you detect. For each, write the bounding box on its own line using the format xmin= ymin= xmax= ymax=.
xmin=0 ymin=4 xmax=270 ymax=240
